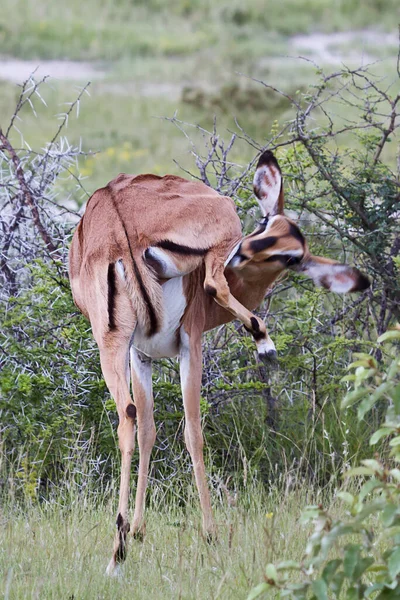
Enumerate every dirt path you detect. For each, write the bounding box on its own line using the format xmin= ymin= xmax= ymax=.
xmin=0 ymin=58 xmax=104 ymax=83
xmin=0 ymin=30 xmax=397 ymax=88
xmin=290 ymin=30 xmax=397 ymax=65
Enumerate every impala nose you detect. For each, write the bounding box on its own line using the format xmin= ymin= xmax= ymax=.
xmin=354 ymin=271 xmax=370 ymax=291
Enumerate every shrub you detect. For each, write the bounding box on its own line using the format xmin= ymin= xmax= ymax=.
xmin=248 ymin=326 xmax=400 ymax=599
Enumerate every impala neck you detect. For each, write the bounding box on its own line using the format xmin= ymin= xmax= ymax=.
xmin=202 ymin=263 xmax=279 ymax=333
xmin=224 ymin=265 xmax=277 ymax=311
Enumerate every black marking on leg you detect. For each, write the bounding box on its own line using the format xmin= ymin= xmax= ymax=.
xmin=116 ymin=513 xmax=124 ymax=528
xmin=132 ymin=529 xmax=145 ymax=542
xmin=204 ymin=284 xmax=217 ymax=297
xmin=245 ymin=318 xmax=266 ymax=342
xmin=250 ymin=316 xmax=260 ymax=332
xmin=253 ymin=330 xmax=266 ymax=341
xmin=115 ymin=513 xmax=130 ymax=563
xmin=132 ymin=257 xmax=158 ymax=336
xmin=107 ymin=263 xmax=117 ymax=331
xmin=126 ymin=403 xmax=137 ymax=420
xmin=156 ymin=240 xmax=208 ymax=256
xmin=250 ymin=236 xmax=277 ymax=254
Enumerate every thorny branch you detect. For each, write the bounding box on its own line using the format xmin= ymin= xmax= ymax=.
xmin=0 ymin=76 xmax=90 ymax=295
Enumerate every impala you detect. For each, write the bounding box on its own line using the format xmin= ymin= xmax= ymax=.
xmin=69 ymin=151 xmax=369 ymax=573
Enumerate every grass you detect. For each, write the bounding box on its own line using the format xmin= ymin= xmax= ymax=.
xmin=0 ymin=0 xmax=398 ymax=60
xmin=0 ymin=480 xmax=331 ymax=600
xmin=0 ymin=1 xmax=398 ymax=202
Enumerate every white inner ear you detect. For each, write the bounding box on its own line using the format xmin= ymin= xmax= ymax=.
xmin=306 ymin=264 xmax=355 ymax=293
xmin=253 ymin=165 xmax=281 ymax=216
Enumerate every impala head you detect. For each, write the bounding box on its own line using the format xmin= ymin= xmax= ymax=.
xmin=229 ymin=151 xmax=370 ymax=293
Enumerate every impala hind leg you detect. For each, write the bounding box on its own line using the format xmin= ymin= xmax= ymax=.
xmin=100 ymin=340 xmax=137 ymax=576
xmin=130 ymin=347 xmax=156 ymax=539
xmin=204 ymin=252 xmax=276 ymax=361
xmin=180 ymin=328 xmax=216 ymax=538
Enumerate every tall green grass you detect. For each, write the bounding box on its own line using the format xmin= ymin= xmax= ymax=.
xmin=0 ymin=448 xmax=344 ymax=600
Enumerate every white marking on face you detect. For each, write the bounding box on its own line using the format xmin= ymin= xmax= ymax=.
xmin=228 ymin=255 xmax=242 ymax=268
xmin=268 ymin=247 xmax=303 ymax=257
xmin=224 ymin=242 xmax=241 ymax=267
xmin=133 ymin=277 xmax=187 ymax=358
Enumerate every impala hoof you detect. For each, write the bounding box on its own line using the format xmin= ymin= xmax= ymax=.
xmin=259 ymin=349 xmax=278 ymax=365
xmin=132 ymin=529 xmax=145 ymax=542
xmin=206 ymin=531 xmax=218 ymax=545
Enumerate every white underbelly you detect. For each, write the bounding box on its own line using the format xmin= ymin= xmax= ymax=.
xmin=132 ymin=277 xmax=187 ymax=359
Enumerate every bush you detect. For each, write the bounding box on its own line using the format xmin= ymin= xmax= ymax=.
xmin=1 ymin=50 xmax=399 ymax=501
xmin=248 ymin=326 xmax=400 ymax=599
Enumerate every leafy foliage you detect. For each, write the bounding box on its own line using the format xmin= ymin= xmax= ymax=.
xmin=248 ymin=327 xmax=400 ymax=599
xmin=1 ymin=49 xmax=399 ymax=502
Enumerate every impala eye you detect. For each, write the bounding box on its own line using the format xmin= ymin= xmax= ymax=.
xmin=285 ymin=255 xmax=302 ymax=266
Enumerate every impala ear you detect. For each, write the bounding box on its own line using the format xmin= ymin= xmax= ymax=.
xmin=298 ymin=256 xmax=370 ymax=293
xmin=253 ymin=151 xmax=284 ymax=217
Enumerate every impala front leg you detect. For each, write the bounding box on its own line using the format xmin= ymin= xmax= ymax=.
xmin=204 ymin=255 xmax=276 ymax=362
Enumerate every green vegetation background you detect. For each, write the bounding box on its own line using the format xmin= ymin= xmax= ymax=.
xmin=1 ymin=1 xmax=399 ymax=597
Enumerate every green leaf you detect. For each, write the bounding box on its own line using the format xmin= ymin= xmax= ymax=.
xmin=346 ymin=586 xmax=358 ymax=600
xmin=247 ymin=583 xmax=270 ymax=600
xmin=265 ymin=564 xmax=278 ymax=581
xmin=277 ymin=560 xmax=301 ymax=570
xmin=322 ymin=559 xmax=341 ymax=583
xmin=341 ymin=387 xmax=370 ymax=410
xmin=389 ymin=468 xmax=400 ymax=482
xmin=390 ymin=384 xmax=400 ymax=413
xmin=358 ymin=382 xmax=393 ymax=420
xmin=343 ymin=544 xmax=360 ymax=578
xmin=361 ymin=459 xmax=383 ymax=473
xmin=379 ymin=526 xmax=400 ymax=540
xmin=345 ymin=466 xmax=375 ymax=477
xmin=365 ymin=583 xmax=385 ymax=598
xmin=359 ymin=478 xmax=383 ymax=502
xmin=355 ymin=500 xmax=386 ymax=522
xmin=382 ymin=504 xmax=399 ymax=527
xmin=330 ymin=571 xmax=345 ymax=596
xmin=377 ymin=329 xmax=400 ymax=343
xmin=312 ymin=579 xmax=328 ymax=600
xmin=370 ymin=428 xmax=395 ymax=445
xmin=354 ymin=556 xmax=374 ymax=579
xmin=337 ymin=492 xmax=354 ymax=506
xmin=388 ymin=547 xmax=400 ymax=580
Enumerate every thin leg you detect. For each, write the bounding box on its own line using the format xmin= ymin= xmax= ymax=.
xmin=101 ymin=342 xmax=137 ymax=576
xmin=204 ymin=254 xmax=276 ymax=360
xmin=180 ymin=327 xmax=216 ymax=537
xmin=130 ymin=347 xmax=156 ymax=538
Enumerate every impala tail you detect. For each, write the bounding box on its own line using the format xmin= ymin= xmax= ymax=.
xmin=114 ymin=252 xmax=164 ymax=336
